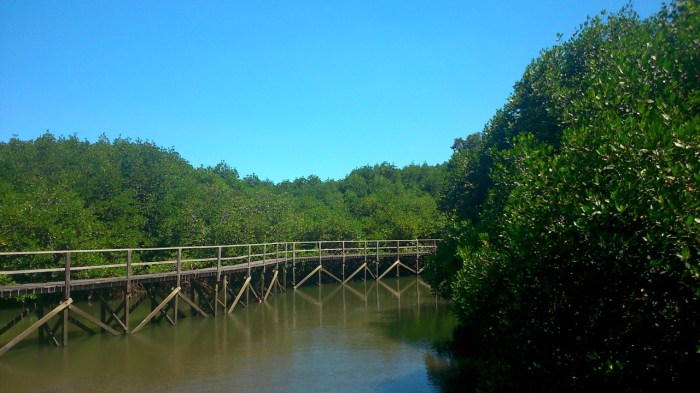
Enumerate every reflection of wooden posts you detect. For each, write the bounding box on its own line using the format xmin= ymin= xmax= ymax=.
xmin=63 ymin=252 xmax=71 ymax=346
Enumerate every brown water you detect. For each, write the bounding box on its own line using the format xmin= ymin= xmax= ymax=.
xmin=0 ymin=277 xmax=456 ymax=393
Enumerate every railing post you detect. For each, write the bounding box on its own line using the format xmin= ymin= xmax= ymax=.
xmin=318 ymin=241 xmax=322 ymax=286
xmin=342 ymin=241 xmax=345 ymax=282
xmin=284 ymin=243 xmax=288 ymax=289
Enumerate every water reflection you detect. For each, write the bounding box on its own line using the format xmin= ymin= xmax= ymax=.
xmin=1 ymin=277 xmax=456 ymax=393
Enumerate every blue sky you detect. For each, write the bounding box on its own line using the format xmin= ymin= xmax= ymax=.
xmin=1 ymin=0 xmax=664 ymax=183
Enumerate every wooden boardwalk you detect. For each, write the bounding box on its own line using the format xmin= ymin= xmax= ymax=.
xmin=0 ymin=239 xmax=439 ymax=357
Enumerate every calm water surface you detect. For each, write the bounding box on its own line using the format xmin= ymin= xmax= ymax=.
xmin=0 ymin=277 xmax=455 ymax=392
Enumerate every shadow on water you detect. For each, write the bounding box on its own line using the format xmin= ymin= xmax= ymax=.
xmin=367 ymin=277 xmax=475 ymax=393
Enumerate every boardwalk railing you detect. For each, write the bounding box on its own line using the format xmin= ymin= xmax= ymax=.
xmin=0 ymin=239 xmax=439 ymax=297
xmin=0 ymin=239 xmax=440 ymax=357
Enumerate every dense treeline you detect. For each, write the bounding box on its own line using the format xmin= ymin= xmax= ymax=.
xmin=426 ymin=1 xmax=699 ymax=392
xmin=0 ymin=133 xmax=444 ymax=256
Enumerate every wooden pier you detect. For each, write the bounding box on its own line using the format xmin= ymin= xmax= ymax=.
xmin=0 ymin=239 xmax=438 ymax=357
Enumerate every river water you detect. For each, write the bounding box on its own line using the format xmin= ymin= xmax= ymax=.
xmin=0 ymin=277 xmax=456 ymax=392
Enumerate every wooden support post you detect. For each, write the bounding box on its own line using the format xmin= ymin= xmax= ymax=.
xmin=342 ymin=241 xmax=346 ymax=282
xmin=132 ymin=287 xmax=181 ymax=334
xmin=228 ymin=276 xmax=251 ymax=313
xmin=0 ymin=299 xmax=72 ymax=357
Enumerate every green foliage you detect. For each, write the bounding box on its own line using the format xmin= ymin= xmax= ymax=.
xmin=0 ymin=134 xmax=445 ymax=277
xmin=427 ymin=1 xmax=700 ymax=391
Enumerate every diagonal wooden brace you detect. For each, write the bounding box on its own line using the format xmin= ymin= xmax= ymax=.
xmin=321 ymin=268 xmax=342 ymax=284
xmin=264 ymin=270 xmax=279 ymax=301
xmin=69 ymin=305 xmax=121 ymax=335
xmin=131 ymin=287 xmax=181 ymax=334
xmin=343 ymin=262 xmax=368 ymax=284
xmin=377 ymin=260 xmax=401 ymax=281
xmin=177 ymin=292 xmax=209 ymax=318
xmin=228 ymin=276 xmax=251 ymax=314
xmin=0 ymin=298 xmax=73 ymax=357
xmin=294 ymin=265 xmax=322 ymax=289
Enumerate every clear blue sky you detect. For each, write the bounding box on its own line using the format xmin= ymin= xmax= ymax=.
xmin=1 ymin=0 xmax=664 ymax=183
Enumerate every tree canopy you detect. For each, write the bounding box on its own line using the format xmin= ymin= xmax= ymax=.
xmin=0 ymin=133 xmax=445 ymax=254
xmin=426 ymin=1 xmax=699 ymax=391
